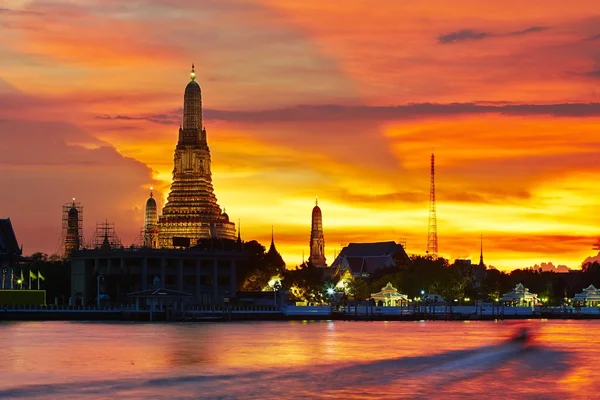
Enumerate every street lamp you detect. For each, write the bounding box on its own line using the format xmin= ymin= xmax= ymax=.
xmin=268 ymin=278 xmax=281 ymax=307
xmin=327 ymin=288 xmax=335 ymax=295
xmin=97 ymin=275 xmax=104 ymax=307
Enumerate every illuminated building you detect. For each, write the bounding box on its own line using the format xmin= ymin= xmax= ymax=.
xmin=157 ymin=64 xmax=236 ymax=248
xmin=143 ymin=188 xmax=159 ymax=248
xmin=309 ymin=198 xmax=326 ymax=267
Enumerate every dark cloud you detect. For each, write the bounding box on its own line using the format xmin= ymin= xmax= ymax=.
xmin=323 ymin=188 xmax=532 ymax=207
xmin=205 ymin=102 xmax=600 ymax=121
xmin=96 ymin=113 xmax=179 ymax=125
xmin=509 ymin=26 xmax=548 ymax=36
xmin=97 ymin=102 xmax=600 ymax=124
xmin=438 ymin=30 xmax=489 ymax=44
xmin=0 ymin=7 xmax=43 ymax=15
xmin=585 ymin=33 xmax=600 ymax=41
xmin=438 ymin=26 xmax=548 ymax=44
xmin=584 ymin=69 xmax=600 ymax=78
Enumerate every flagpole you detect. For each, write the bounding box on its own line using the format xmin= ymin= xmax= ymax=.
xmin=29 ymin=272 xmax=31 ymax=289
xmin=38 ymin=272 xmax=40 ymax=290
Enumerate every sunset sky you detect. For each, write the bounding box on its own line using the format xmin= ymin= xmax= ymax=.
xmin=1 ymin=0 xmax=600 ymax=270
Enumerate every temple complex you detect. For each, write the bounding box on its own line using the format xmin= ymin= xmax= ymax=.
xmin=157 ymin=65 xmax=236 ymax=247
xmin=309 ymin=198 xmax=326 ymax=267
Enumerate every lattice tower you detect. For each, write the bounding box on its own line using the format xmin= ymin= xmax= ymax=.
xmin=426 ymin=153 xmax=438 ymax=257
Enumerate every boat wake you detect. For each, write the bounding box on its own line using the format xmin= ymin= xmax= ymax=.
xmin=0 ymin=328 xmax=573 ymax=399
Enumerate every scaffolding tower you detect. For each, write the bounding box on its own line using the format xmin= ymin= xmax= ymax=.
xmin=92 ymin=220 xmax=122 ymax=249
xmin=59 ymin=199 xmax=83 ymax=258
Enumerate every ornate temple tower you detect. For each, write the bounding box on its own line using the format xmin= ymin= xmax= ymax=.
xmin=157 ymin=65 xmax=236 ymax=247
xmin=143 ymin=188 xmax=159 ymax=248
xmin=309 ymin=198 xmax=326 ymax=267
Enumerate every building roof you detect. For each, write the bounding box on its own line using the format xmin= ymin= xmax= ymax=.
xmin=342 ymin=241 xmax=400 ymax=257
xmin=572 ymin=284 xmax=600 ymax=302
xmin=370 ymin=282 xmax=408 ymax=301
xmin=0 ymin=218 xmax=21 ymax=255
xmin=500 ymin=283 xmax=538 ymax=302
xmin=332 ymin=241 xmax=410 ymax=274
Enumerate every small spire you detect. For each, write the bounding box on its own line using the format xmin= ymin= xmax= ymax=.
xmin=479 ymin=234 xmax=485 ymax=267
xmin=271 ymin=225 xmax=274 ymax=245
xmin=315 ymin=196 xmax=318 ymax=206
xmin=223 ymin=207 xmax=226 ymax=214
xmin=190 ymin=63 xmax=196 ymax=81
xmin=149 ymin=186 xmax=153 ymax=198
xmin=237 ymin=219 xmax=241 ymax=243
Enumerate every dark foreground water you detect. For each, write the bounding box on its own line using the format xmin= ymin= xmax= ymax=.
xmin=0 ymin=320 xmax=595 ymax=399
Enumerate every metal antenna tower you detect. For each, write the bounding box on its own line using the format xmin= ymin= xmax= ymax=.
xmin=426 ymin=153 xmax=438 ymax=257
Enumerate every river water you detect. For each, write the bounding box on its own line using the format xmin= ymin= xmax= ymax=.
xmin=0 ymin=320 xmax=596 ymax=399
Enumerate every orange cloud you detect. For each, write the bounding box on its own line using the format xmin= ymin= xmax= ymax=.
xmin=1 ymin=0 xmax=600 ymax=271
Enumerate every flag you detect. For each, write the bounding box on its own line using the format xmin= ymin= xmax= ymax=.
xmin=29 ymin=270 xmax=37 ymax=280
xmin=38 ymin=271 xmax=45 ymax=281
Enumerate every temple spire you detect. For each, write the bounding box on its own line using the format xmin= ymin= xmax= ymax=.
xmin=309 ymin=198 xmax=326 ymax=267
xmin=190 ymin=63 xmax=196 ymax=81
xmin=149 ymin=186 xmax=153 ymax=198
xmin=268 ymin=225 xmax=277 ymax=254
xmin=479 ymin=234 xmax=485 ymax=267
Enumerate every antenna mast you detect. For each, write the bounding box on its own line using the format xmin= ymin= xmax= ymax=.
xmin=427 ymin=153 xmax=438 ymax=257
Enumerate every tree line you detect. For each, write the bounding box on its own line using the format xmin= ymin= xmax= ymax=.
xmin=23 ymin=240 xmax=600 ymax=307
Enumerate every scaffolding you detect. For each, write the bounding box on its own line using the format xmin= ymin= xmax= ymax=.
xmin=92 ymin=220 xmax=122 ymax=249
xmin=59 ymin=199 xmax=83 ymax=258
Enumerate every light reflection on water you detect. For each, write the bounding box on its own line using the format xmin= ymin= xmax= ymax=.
xmin=0 ymin=320 xmax=596 ymax=398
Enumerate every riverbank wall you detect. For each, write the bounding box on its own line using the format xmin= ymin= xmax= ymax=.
xmin=1 ymin=304 xmax=598 ymax=322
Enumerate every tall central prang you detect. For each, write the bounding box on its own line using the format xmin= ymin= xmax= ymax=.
xmin=157 ymin=64 xmax=236 ymax=247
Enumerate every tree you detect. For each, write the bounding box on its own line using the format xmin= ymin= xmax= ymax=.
xmin=237 ymin=240 xmax=266 ymax=290
xmin=283 ymin=262 xmax=331 ymax=304
xmin=346 ymin=278 xmax=371 ymax=301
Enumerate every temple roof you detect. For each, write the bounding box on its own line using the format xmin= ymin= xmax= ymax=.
xmin=342 ymin=241 xmax=402 ymax=257
xmin=572 ymin=284 xmax=600 ymax=301
xmin=500 ymin=282 xmax=538 ymax=301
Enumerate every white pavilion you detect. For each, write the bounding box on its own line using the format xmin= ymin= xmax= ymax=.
xmin=370 ymin=282 xmax=408 ymax=306
xmin=571 ymin=284 xmax=600 ymax=306
xmin=500 ymin=283 xmax=539 ymax=307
